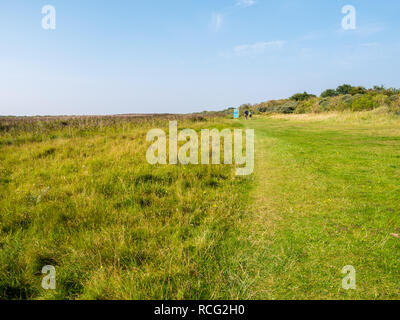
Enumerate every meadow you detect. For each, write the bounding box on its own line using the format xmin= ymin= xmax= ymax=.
xmin=0 ymin=115 xmax=252 ymax=299
xmin=1 ymin=110 xmax=400 ymax=300
xmin=240 ymin=111 xmax=400 ymax=299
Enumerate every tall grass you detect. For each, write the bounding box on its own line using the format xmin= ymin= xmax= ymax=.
xmin=0 ymin=115 xmax=252 ymax=299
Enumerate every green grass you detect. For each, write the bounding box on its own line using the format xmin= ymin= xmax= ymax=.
xmin=1 ymin=111 xmax=400 ymax=299
xmin=0 ymin=117 xmax=252 ymax=299
xmin=239 ymin=112 xmax=400 ymax=299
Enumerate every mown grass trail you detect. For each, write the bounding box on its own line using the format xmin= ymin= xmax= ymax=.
xmin=239 ymin=112 xmax=400 ymax=299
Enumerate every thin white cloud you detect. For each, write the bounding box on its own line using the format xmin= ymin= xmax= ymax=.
xmin=336 ymin=23 xmax=384 ymax=36
xmin=236 ymin=0 xmax=256 ymax=7
xmin=356 ymin=24 xmax=384 ymax=36
xmin=360 ymin=42 xmax=379 ymax=47
xmin=210 ymin=0 xmax=256 ymax=32
xmin=234 ymin=40 xmax=286 ymax=56
xmin=299 ymin=31 xmax=325 ymax=41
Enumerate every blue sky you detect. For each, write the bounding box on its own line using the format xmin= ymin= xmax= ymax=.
xmin=1 ymin=0 xmax=399 ymax=115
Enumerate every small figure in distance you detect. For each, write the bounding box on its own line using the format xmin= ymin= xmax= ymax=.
xmin=249 ymin=111 xmax=252 ymax=120
xmin=244 ymin=110 xmax=249 ymax=120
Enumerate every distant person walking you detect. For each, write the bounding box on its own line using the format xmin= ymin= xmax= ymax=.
xmin=244 ymin=110 xmax=249 ymax=120
xmin=249 ymin=111 xmax=252 ymax=119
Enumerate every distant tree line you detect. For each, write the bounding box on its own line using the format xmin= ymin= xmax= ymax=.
xmin=319 ymin=84 xmax=400 ymax=98
xmin=228 ymin=84 xmax=400 ymax=115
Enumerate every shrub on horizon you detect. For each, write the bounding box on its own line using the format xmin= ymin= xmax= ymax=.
xmin=320 ymin=89 xmax=338 ymax=98
xmin=351 ymin=94 xmax=375 ymax=111
xmin=290 ymin=92 xmax=317 ymax=101
xmin=296 ymin=97 xmax=322 ymax=113
xmin=350 ymin=86 xmax=367 ymax=95
xmin=388 ymin=95 xmax=400 ymax=114
xmin=276 ymin=101 xmax=297 ymax=114
xmin=336 ymin=84 xmax=354 ymax=95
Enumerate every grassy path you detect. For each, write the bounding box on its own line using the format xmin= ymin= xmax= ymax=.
xmin=238 ymin=113 xmax=400 ymax=299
